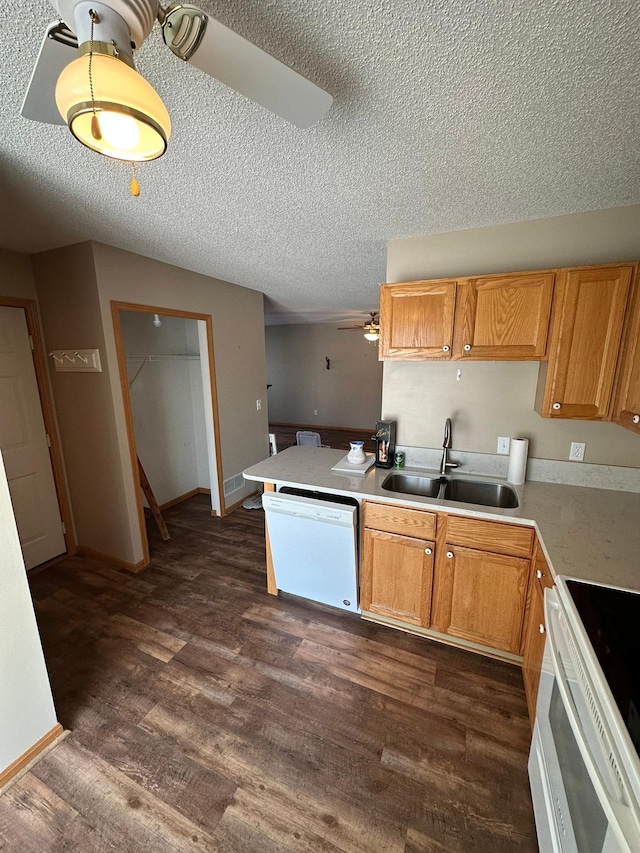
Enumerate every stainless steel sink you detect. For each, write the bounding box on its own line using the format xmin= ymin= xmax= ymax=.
xmin=443 ymin=478 xmax=519 ymax=509
xmin=381 ymin=473 xmax=441 ymax=498
xmin=381 ymin=471 xmax=519 ymax=508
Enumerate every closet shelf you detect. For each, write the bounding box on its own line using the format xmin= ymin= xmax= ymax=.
xmin=126 ymin=354 xmax=201 ymax=388
xmin=125 ymin=354 xmax=200 ymax=361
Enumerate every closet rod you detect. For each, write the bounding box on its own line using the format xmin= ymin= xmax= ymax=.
xmin=125 ymin=354 xmax=200 ymax=361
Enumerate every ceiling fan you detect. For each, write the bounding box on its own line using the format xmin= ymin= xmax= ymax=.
xmin=338 ymin=312 xmax=380 ymax=341
xmin=21 ymin=1 xmax=333 ymax=163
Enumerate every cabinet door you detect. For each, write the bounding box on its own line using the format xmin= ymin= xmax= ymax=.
xmin=612 ymin=270 xmax=640 ymax=434
xmin=542 ymin=264 xmax=633 ymax=420
xmin=361 ymin=528 xmax=434 ymax=625
xmin=522 ymin=545 xmax=554 ymax=724
xmin=453 ymin=272 xmax=554 ymax=360
xmin=438 ymin=545 xmax=530 ymax=654
xmin=379 ymin=280 xmax=456 ymax=360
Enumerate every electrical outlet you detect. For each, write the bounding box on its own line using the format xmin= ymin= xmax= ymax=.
xmin=497 ymin=436 xmax=510 ymax=455
xmin=314 ymin=409 xmax=318 ymax=416
xmin=570 ymin=441 xmax=586 ymax=462
xmin=256 ymin=399 xmax=262 ymax=411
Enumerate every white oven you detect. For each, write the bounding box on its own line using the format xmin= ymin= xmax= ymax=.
xmin=529 ymin=577 xmax=640 ymax=852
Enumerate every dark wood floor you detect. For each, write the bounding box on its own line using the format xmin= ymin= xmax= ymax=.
xmin=0 ymin=495 xmax=537 ymax=852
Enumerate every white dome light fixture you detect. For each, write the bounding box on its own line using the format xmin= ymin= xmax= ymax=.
xmin=53 ymin=2 xmax=171 ymax=162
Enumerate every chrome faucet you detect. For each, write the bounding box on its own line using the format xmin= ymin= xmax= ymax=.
xmin=440 ymin=417 xmax=459 ymax=475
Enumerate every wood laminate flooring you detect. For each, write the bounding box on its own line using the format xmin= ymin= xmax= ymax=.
xmin=0 ymin=495 xmax=538 ymax=852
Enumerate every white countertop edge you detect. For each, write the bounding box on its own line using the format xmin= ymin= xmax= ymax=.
xmin=244 ymin=447 xmax=640 ymax=593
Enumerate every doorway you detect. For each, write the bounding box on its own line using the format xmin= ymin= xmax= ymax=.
xmin=112 ymin=303 xmax=224 ymax=564
xmin=0 ymin=298 xmax=72 ymax=569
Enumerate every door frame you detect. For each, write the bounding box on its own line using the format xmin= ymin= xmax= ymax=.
xmin=111 ymin=301 xmax=225 ymax=566
xmin=0 ymin=296 xmax=75 ymax=563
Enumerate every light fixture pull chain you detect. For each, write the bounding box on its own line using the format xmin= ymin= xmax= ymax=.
xmin=130 ymin=162 xmax=140 ymax=197
xmin=88 ymin=9 xmax=101 ymax=140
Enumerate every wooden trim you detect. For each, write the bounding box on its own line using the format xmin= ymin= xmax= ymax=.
xmin=203 ymin=314 xmax=225 ymax=517
xmin=77 ymin=546 xmax=147 ymax=574
xmin=263 ymin=482 xmax=277 ymax=595
xmin=111 ymin=302 xmax=150 ymax=567
xmin=361 ymin=611 xmax=523 ymax=665
xmin=158 ymin=487 xmax=208 ymax=511
xmin=224 ymin=490 xmax=258 ymax=514
xmin=110 ymin=301 xmax=226 ymax=569
xmin=0 ymin=297 xmax=76 ymax=561
xmin=0 ymin=724 xmax=64 ymax=789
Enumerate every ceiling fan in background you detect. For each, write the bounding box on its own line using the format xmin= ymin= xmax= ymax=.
xmin=21 ymin=1 xmax=333 ymax=164
xmin=338 ymin=312 xmax=380 ymax=342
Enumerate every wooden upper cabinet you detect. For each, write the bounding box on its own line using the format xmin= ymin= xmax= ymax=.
xmin=453 ymin=272 xmax=555 ymax=360
xmin=612 ymin=268 xmax=640 ymax=434
xmin=379 ymin=279 xmax=457 ymax=360
xmin=379 ymin=271 xmax=554 ymax=362
xmin=540 ymin=264 xmax=633 ymax=420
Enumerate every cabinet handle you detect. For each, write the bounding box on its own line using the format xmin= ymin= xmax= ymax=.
xmin=442 ymin=345 xmax=450 ymax=352
xmin=552 ymin=402 xmax=562 ymax=410
xmin=424 ymin=547 xmax=432 ymax=555
xmin=539 ymin=624 xmax=545 ymax=634
xmin=446 ymin=551 xmax=454 ymax=559
xmin=463 ymin=344 xmax=471 ymax=352
xmin=633 ymin=414 xmax=640 ymax=424
xmin=536 ymin=569 xmax=544 ymax=579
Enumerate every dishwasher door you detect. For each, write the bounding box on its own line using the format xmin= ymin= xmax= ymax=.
xmin=262 ymin=491 xmax=359 ymax=612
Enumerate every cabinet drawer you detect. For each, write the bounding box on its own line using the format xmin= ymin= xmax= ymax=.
xmin=445 ymin=515 xmax=533 ymax=558
xmin=364 ymin=501 xmax=437 ymax=540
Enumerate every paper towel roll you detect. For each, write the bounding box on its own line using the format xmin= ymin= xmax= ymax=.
xmin=507 ymin=438 xmax=529 ymax=485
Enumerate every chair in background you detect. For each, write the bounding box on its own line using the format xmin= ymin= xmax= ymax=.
xmin=296 ymin=430 xmax=322 ymax=447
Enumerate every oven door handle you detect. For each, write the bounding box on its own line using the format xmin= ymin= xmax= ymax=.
xmin=545 ymin=599 xmax=637 ymax=849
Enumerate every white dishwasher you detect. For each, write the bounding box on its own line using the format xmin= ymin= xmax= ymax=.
xmin=262 ymin=489 xmax=359 ymax=612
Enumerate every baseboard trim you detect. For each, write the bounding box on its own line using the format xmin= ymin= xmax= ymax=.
xmin=360 ymin=611 xmax=523 ymax=665
xmin=0 ymin=724 xmax=65 ymax=791
xmin=158 ymin=487 xmax=211 ymax=511
xmin=225 ymin=490 xmax=258 ymax=514
xmin=77 ymin=547 xmax=147 ymax=574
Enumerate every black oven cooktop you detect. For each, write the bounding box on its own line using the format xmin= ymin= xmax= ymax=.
xmin=566 ymin=579 xmax=640 ymax=758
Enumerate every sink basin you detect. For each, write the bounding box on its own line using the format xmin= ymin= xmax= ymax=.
xmin=381 ymin=472 xmax=441 ymax=498
xmin=381 ymin=471 xmax=519 ymax=509
xmin=443 ymin=478 xmax=519 ymax=509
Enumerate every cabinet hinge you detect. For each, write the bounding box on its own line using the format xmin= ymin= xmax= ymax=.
xmin=29 ymin=335 xmax=35 ymax=351
xmin=46 ymin=433 xmax=51 ymax=447
xmin=61 ymin=522 xmax=66 ymax=535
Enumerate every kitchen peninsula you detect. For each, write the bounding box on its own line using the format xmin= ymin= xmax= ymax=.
xmin=244 ymin=445 xmax=640 ymax=593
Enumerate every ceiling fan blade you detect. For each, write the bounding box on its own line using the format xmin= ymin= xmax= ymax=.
xmin=162 ymin=6 xmax=333 ymax=128
xmin=21 ymin=21 xmax=78 ymax=126
xmin=337 ymin=326 xmax=363 ymax=330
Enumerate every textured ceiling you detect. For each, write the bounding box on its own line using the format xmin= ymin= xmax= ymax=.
xmin=1 ymin=1 xmax=639 ymax=324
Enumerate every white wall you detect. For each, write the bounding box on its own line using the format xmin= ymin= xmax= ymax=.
xmin=266 ymin=323 xmax=383 ymax=428
xmin=122 ymin=312 xmax=209 ymax=507
xmin=0 ymin=451 xmax=58 ymax=775
xmin=384 ymin=206 xmax=640 ymax=467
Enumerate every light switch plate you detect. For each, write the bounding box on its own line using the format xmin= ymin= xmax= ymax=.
xmin=50 ymin=349 xmax=101 ymax=372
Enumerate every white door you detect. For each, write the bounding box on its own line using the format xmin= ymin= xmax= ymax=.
xmin=0 ymin=307 xmax=65 ymax=569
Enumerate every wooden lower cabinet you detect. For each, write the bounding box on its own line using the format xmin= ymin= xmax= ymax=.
xmin=434 ymin=544 xmax=531 ymax=655
xmin=361 ymin=528 xmax=434 ymax=625
xmin=522 ymin=544 xmax=555 ymax=723
xmin=362 ymin=501 xmax=537 ymax=661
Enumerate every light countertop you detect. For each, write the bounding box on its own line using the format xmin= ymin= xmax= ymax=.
xmin=244 ymin=446 xmax=640 ymax=592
